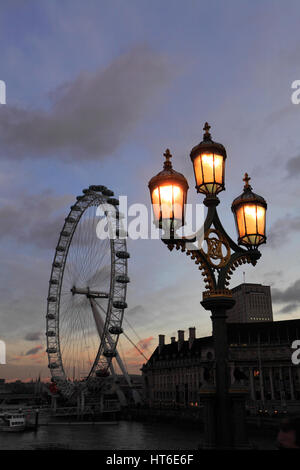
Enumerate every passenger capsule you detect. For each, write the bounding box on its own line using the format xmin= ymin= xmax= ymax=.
xmin=46 ymin=331 xmax=56 ymax=337
xmin=96 ymin=369 xmax=110 ymax=378
xmin=61 ymin=231 xmax=70 ymax=237
xmin=103 ymin=350 xmax=117 ymax=358
xmin=46 ymin=347 xmax=57 ymax=354
xmin=48 ymin=362 xmax=59 ymax=369
xmin=106 ymin=198 xmax=119 ymax=206
xmin=116 ymin=251 xmax=130 ymax=259
xmin=53 ymin=262 xmax=62 ymax=268
xmin=89 ymin=185 xmax=107 ymax=192
xmin=113 ymin=300 xmax=127 ymax=309
xmin=46 ymin=313 xmax=56 ymax=320
xmin=48 ymin=296 xmax=57 ymax=302
xmin=116 ymin=275 xmax=130 ymax=284
xmin=102 ymin=189 xmax=114 ymax=196
xmin=108 ymin=326 xmax=123 ymax=335
xmin=50 ymin=279 xmax=58 ymax=285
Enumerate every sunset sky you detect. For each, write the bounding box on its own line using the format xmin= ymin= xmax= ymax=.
xmin=1 ymin=0 xmax=300 ymax=380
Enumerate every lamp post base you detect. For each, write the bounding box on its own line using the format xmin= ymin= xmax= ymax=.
xmin=198 ymin=385 xmax=251 ymax=450
xmin=200 ymin=293 xmax=252 ymax=449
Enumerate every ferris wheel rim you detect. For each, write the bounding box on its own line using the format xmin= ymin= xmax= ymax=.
xmin=46 ymin=187 xmax=129 ymax=396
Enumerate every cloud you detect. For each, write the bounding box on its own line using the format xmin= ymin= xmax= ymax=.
xmin=126 ymin=305 xmax=145 ymax=318
xmin=0 ymin=253 xmax=49 ymax=337
xmin=137 ymin=336 xmax=154 ymax=352
xmin=9 ymin=345 xmax=45 ymax=363
xmin=263 ymin=270 xmax=282 ymax=279
xmin=25 ymin=345 xmax=43 ymax=356
xmin=0 ymin=190 xmax=72 ymax=249
xmin=286 ymin=154 xmax=300 ymax=177
xmin=267 ymin=215 xmax=300 ymax=248
xmin=272 ymin=279 xmax=300 ymax=303
xmin=0 ymin=46 xmax=169 ymax=162
xmin=24 ymin=331 xmax=43 ymax=341
xmin=279 ymin=303 xmax=298 ymax=314
xmin=264 ymin=104 xmax=297 ymax=129
xmin=123 ymin=336 xmax=154 ymax=362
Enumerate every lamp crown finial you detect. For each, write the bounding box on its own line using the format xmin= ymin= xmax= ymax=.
xmin=163 ymin=148 xmax=172 ymax=169
xmin=243 ymin=172 xmax=252 ymax=190
xmin=203 ymin=122 xmax=211 ymax=141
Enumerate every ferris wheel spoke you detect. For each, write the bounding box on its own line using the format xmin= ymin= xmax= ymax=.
xmin=61 ymin=294 xmax=97 ymax=378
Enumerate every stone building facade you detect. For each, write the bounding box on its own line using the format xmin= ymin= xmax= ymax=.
xmin=141 ymin=320 xmax=300 ymax=411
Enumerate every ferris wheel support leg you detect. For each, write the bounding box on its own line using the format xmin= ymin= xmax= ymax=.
xmin=89 ymin=298 xmax=128 ymax=407
xmin=89 ymin=298 xmax=141 ymax=405
xmin=114 ymin=351 xmax=142 ymax=405
xmin=108 ymin=359 xmax=127 ymax=407
xmin=89 ymin=298 xmax=106 ymax=340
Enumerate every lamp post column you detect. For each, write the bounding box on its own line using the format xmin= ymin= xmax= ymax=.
xmin=201 ymin=295 xmax=235 ymax=448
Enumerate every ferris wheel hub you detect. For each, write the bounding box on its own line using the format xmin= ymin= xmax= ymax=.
xmin=70 ymin=286 xmax=109 ymax=298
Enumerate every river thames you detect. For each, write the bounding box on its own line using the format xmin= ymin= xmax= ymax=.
xmin=0 ymin=420 xmax=276 ymax=450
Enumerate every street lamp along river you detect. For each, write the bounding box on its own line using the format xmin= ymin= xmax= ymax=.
xmin=148 ymin=123 xmax=267 ymax=449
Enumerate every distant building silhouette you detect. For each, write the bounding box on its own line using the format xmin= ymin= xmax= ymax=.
xmin=226 ymin=283 xmax=273 ymax=323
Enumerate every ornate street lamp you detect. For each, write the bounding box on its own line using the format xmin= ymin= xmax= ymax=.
xmin=232 ymin=173 xmax=267 ymax=247
xmin=190 ymin=122 xmax=226 ymax=197
xmin=148 ymin=149 xmax=189 ymax=236
xmin=148 ymin=123 xmax=267 ymax=449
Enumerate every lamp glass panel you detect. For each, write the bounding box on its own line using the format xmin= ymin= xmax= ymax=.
xmin=160 ymin=185 xmax=183 ymax=221
xmin=152 ymin=185 xmax=184 ymax=223
xmin=201 ymin=153 xmax=214 ymax=185
xmin=244 ymin=204 xmax=259 ymax=236
xmin=173 ymin=186 xmax=184 ymax=220
xmin=256 ymin=205 xmax=266 ymax=236
xmin=193 ymin=153 xmax=224 ymax=192
xmin=193 ymin=155 xmax=203 ymax=187
xmin=211 ymin=154 xmax=223 ymax=184
xmin=151 ymin=187 xmax=160 ymax=222
xmin=236 ymin=206 xmax=246 ymax=238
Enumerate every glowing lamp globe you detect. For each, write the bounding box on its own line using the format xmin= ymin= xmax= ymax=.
xmin=190 ymin=122 xmax=227 ymax=196
xmin=148 ymin=149 xmax=189 ymax=233
xmin=231 ymin=173 xmax=267 ymax=247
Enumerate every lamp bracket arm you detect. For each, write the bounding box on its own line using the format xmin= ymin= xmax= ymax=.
xmin=177 ymin=204 xmax=216 ymax=246
xmin=212 ymin=208 xmax=246 ymax=254
xmin=204 ymin=205 xmax=216 ymax=234
xmin=177 ymin=205 xmax=216 ymax=245
xmin=217 ymin=250 xmax=261 ymax=290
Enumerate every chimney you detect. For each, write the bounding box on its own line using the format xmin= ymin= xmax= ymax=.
xmin=189 ymin=327 xmax=196 ymax=349
xmin=178 ymin=330 xmax=184 ymax=351
xmin=158 ymin=334 xmax=165 ymax=354
xmin=170 ymin=337 xmax=175 ymax=344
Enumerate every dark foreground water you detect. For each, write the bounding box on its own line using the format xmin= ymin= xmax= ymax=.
xmin=0 ymin=420 xmax=277 ymax=450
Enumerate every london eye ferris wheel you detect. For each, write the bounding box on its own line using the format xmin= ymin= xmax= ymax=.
xmin=46 ymin=185 xmax=130 ymax=398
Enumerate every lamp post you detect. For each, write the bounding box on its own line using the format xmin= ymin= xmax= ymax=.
xmin=148 ymin=123 xmax=267 ymax=449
